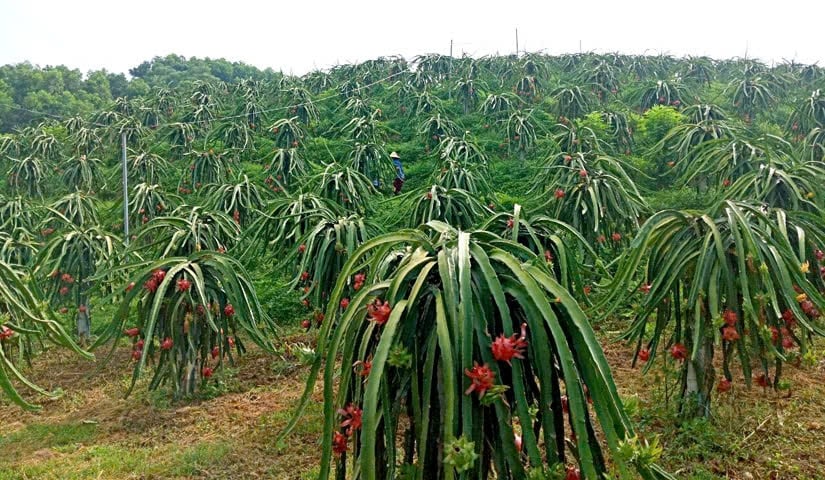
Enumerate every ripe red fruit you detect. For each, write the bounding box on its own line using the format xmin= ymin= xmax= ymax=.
xmin=491 ymin=323 xmax=528 ymax=365
xmin=212 ymin=346 xmax=220 ymax=359
xmin=754 ymin=373 xmax=769 ymax=388
xmin=722 ymin=179 xmax=731 ymax=187
xmin=338 ymin=404 xmax=363 ymax=435
xmin=59 ymin=307 xmax=69 ymax=314
xmin=638 ymin=348 xmax=650 ymax=362
xmin=301 ymin=319 xmax=311 ymax=329
xmin=506 ymin=218 xmax=514 ymax=229
xmin=353 ymin=272 xmax=365 ymax=291
xmin=816 ymin=249 xmax=825 ymax=261
xmin=723 ymin=309 xmax=737 ymax=326
xmin=125 ymin=282 xmax=135 ymax=292
xmin=224 ymin=304 xmax=235 ymax=317
xmin=354 ymin=359 xmax=372 ymax=377
xmin=202 ymin=366 xmax=213 ymax=378
xmin=611 ymin=232 xmax=622 ymax=242
xmin=544 ymin=250 xmax=554 ymax=263
xmin=61 ymin=273 xmax=74 ymax=284
xmin=78 ymin=305 xmax=87 ymax=313
xmin=782 ymin=309 xmax=796 ymax=328
xmin=579 ymin=169 xmax=588 ymax=178
xmin=228 ymin=336 xmax=235 ymax=347
xmin=717 ymin=378 xmax=732 ymax=393
xmin=554 ymin=189 xmax=565 ymax=199
xmin=144 ymin=278 xmax=158 ymax=293
xmin=314 ymin=311 xmax=325 ymax=325
xmin=0 ymin=325 xmax=14 ymax=340
xmin=782 ymin=336 xmax=795 ymax=349
xmin=59 ymin=286 xmax=70 ymax=296
xmin=770 ymin=326 xmax=780 ymax=343
xmin=152 ymin=269 xmax=166 ymax=283
xmin=135 ymin=339 xmax=145 ymax=350
xmin=596 ymin=234 xmax=606 ymax=244
xmin=176 ymin=278 xmax=191 ymax=292
xmin=801 ymin=300 xmax=815 ymax=315
xmin=124 ymin=327 xmax=140 ymax=337
xmin=563 ymin=154 xmax=572 ymax=162
xmin=566 ymin=466 xmax=581 ymax=480
xmin=367 ymin=299 xmax=391 ymax=325
xmin=722 ymin=326 xmax=740 ymax=342
xmin=340 ymin=298 xmax=350 ymax=309
xmin=132 ymin=349 xmax=142 ymax=361
xmin=160 ymin=337 xmax=173 ymax=350
xmin=302 ymin=299 xmax=310 ymax=307
xmin=332 ymin=431 xmax=348 ymax=456
xmin=640 ymin=284 xmax=651 ymax=294
xmin=464 ymin=362 xmax=495 ymax=397
xmin=298 ymin=244 xmax=307 ymax=254
xmin=583 ymin=285 xmax=592 ymax=295
xmin=658 ymin=96 xmax=666 ymax=103
xmin=670 ymin=343 xmax=687 ymax=361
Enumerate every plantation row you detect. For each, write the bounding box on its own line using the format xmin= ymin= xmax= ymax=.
xmin=2 ymin=52 xmax=825 ymax=479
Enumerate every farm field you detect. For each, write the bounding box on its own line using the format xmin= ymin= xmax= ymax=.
xmin=2 ymin=52 xmax=825 ymax=479
xmin=2 ymin=334 xmax=825 ymax=479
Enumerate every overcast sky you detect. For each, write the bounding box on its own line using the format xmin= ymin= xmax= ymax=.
xmin=1 ymin=0 xmax=823 ymax=76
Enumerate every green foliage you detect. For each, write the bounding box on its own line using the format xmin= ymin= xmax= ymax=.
xmin=129 ymin=183 xmax=178 ymax=228
xmin=254 ymin=274 xmax=306 ymax=327
xmin=36 ymin=221 xmax=121 ymax=340
xmin=0 ymin=261 xmax=92 ymax=409
xmin=311 ymin=162 xmax=376 ymax=213
xmin=408 ymin=185 xmax=491 ymax=229
xmin=533 ymin=152 xmax=648 ymax=243
xmin=636 ymin=106 xmax=685 ymax=148
xmin=282 ymin=222 xmax=673 ymax=480
xmin=599 ymin=201 xmax=825 ymax=417
xmin=204 ymin=174 xmax=268 ymax=227
xmin=287 ymin=212 xmax=376 ymax=310
xmin=96 ymin=252 xmax=277 ymax=398
xmin=133 ymin=205 xmax=239 ymax=257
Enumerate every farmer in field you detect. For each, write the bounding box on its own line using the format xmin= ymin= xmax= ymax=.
xmin=390 ymin=151 xmax=405 ymax=194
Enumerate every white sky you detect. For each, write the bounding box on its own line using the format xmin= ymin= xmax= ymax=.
xmin=1 ymin=0 xmax=823 ymax=76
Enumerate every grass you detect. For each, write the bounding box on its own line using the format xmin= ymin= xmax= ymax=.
xmin=2 ymin=330 xmax=825 ymax=479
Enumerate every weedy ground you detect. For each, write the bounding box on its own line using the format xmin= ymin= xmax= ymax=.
xmin=1 ymin=330 xmax=824 ymax=480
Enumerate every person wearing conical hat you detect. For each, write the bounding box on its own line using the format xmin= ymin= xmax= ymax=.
xmin=390 ymin=151 xmax=405 ymax=195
